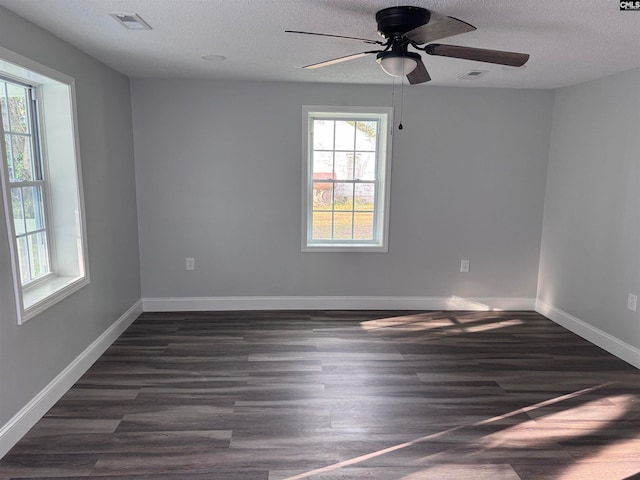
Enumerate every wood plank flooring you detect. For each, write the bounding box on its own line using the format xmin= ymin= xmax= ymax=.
xmin=1 ymin=310 xmax=639 ymax=479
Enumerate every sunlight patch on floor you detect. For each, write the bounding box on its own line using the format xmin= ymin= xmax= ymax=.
xmin=278 ymin=385 xmax=617 ymax=480
xmin=397 ymin=463 xmax=520 ymax=479
xmin=360 ymin=312 xmax=523 ymax=337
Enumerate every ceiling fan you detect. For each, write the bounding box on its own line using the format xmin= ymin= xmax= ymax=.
xmin=286 ymin=6 xmax=529 ymax=84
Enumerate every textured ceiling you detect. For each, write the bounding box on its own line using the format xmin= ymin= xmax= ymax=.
xmin=0 ymin=0 xmax=639 ymax=89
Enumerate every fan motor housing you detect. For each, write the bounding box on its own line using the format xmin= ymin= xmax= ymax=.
xmin=375 ymin=6 xmax=431 ymax=38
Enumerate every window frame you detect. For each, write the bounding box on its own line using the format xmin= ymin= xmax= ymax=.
xmin=302 ymin=105 xmax=393 ymax=252
xmin=0 ymin=46 xmax=89 ymax=325
xmin=1 ymin=75 xmax=54 ymax=287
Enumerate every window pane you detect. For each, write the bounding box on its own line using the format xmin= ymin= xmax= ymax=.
xmin=333 ymin=212 xmax=353 ymax=239
xmin=312 ymin=151 xmax=333 ymax=174
xmin=11 ymin=187 xmax=26 ymax=235
xmin=0 ymin=92 xmax=8 ymax=133
xmin=5 ymin=83 xmax=29 ymax=134
xmin=334 ymin=152 xmax=354 ymax=180
xmin=312 ymin=181 xmax=333 ymax=210
xmin=22 ymin=186 xmax=45 ymax=233
xmin=4 ymin=133 xmax=14 ymax=181
xmin=16 ymin=235 xmax=30 ymax=283
xmin=355 ymin=121 xmax=377 ymax=151
xmin=355 ymin=183 xmax=375 ymax=211
xmin=354 ymin=212 xmax=374 ymax=240
xmin=312 ymin=212 xmax=332 ymax=240
xmin=355 ymin=151 xmax=376 ymax=180
xmin=27 ymin=231 xmax=49 ymax=280
xmin=334 ymin=182 xmax=354 ymax=210
xmin=10 ymin=135 xmax=34 ymax=182
xmin=313 ymin=119 xmax=334 ymax=150
xmin=335 ymin=120 xmax=355 ymax=150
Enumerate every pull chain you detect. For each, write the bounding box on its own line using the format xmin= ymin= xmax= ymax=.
xmin=390 ymin=75 xmax=396 ymax=114
xmin=398 ymin=76 xmax=405 ymax=130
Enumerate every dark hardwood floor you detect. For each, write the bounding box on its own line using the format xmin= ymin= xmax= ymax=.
xmin=1 ymin=310 xmax=639 ymax=479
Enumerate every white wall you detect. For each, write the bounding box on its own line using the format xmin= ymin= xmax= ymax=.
xmin=0 ymin=7 xmax=141 ymax=452
xmin=537 ymin=67 xmax=640 ymax=365
xmin=132 ymin=79 xmax=554 ymax=308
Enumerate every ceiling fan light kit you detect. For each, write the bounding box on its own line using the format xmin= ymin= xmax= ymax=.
xmin=376 ymin=51 xmax=420 ymax=77
xmin=286 ymin=5 xmax=529 ymax=85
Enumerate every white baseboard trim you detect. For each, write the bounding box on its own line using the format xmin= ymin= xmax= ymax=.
xmin=142 ymin=296 xmax=535 ymax=312
xmin=0 ymin=299 xmax=143 ymax=459
xmin=536 ymin=300 xmax=640 ymax=369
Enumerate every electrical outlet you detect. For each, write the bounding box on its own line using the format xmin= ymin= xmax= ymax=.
xmin=627 ymin=293 xmax=637 ymax=312
xmin=186 ymin=257 xmax=195 ymax=271
xmin=460 ymin=258 xmax=470 ymax=273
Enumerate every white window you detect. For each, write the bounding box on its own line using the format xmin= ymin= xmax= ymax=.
xmin=302 ymin=106 xmax=393 ymax=252
xmin=0 ymin=48 xmax=88 ymax=324
xmin=1 ymin=78 xmax=51 ymax=283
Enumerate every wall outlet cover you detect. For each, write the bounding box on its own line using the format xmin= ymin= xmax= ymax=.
xmin=627 ymin=293 xmax=637 ymax=312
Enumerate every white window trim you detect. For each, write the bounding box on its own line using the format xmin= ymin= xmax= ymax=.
xmin=1 ymin=78 xmax=52 ymax=287
xmin=0 ymin=46 xmax=89 ymax=324
xmin=301 ymin=105 xmax=393 ymax=252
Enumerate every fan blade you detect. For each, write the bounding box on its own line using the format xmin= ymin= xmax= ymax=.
xmin=407 ymin=58 xmax=431 ymax=85
xmin=404 ymin=16 xmax=476 ymax=45
xmin=285 ymin=30 xmax=384 ymax=45
xmin=425 ymin=44 xmax=529 ymax=67
xmin=303 ymin=51 xmax=381 ymax=70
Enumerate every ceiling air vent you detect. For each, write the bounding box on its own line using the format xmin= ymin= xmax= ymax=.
xmin=458 ymin=70 xmax=488 ymax=80
xmin=110 ymin=13 xmax=152 ymax=30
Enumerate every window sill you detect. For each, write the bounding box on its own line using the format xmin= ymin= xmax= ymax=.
xmin=20 ymin=274 xmax=89 ymax=324
xmin=303 ymin=243 xmax=388 ymax=253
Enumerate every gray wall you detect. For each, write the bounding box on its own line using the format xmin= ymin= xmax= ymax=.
xmin=538 ymin=67 xmax=640 ymax=349
xmin=0 ymin=8 xmax=140 ymax=426
xmin=1 ymin=0 xmax=638 ymax=454
xmin=132 ymin=79 xmax=553 ymax=300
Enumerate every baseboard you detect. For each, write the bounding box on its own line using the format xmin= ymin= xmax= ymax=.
xmin=142 ymin=295 xmax=535 ymax=312
xmin=536 ymin=300 xmax=640 ymax=369
xmin=0 ymin=299 xmax=143 ymax=459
